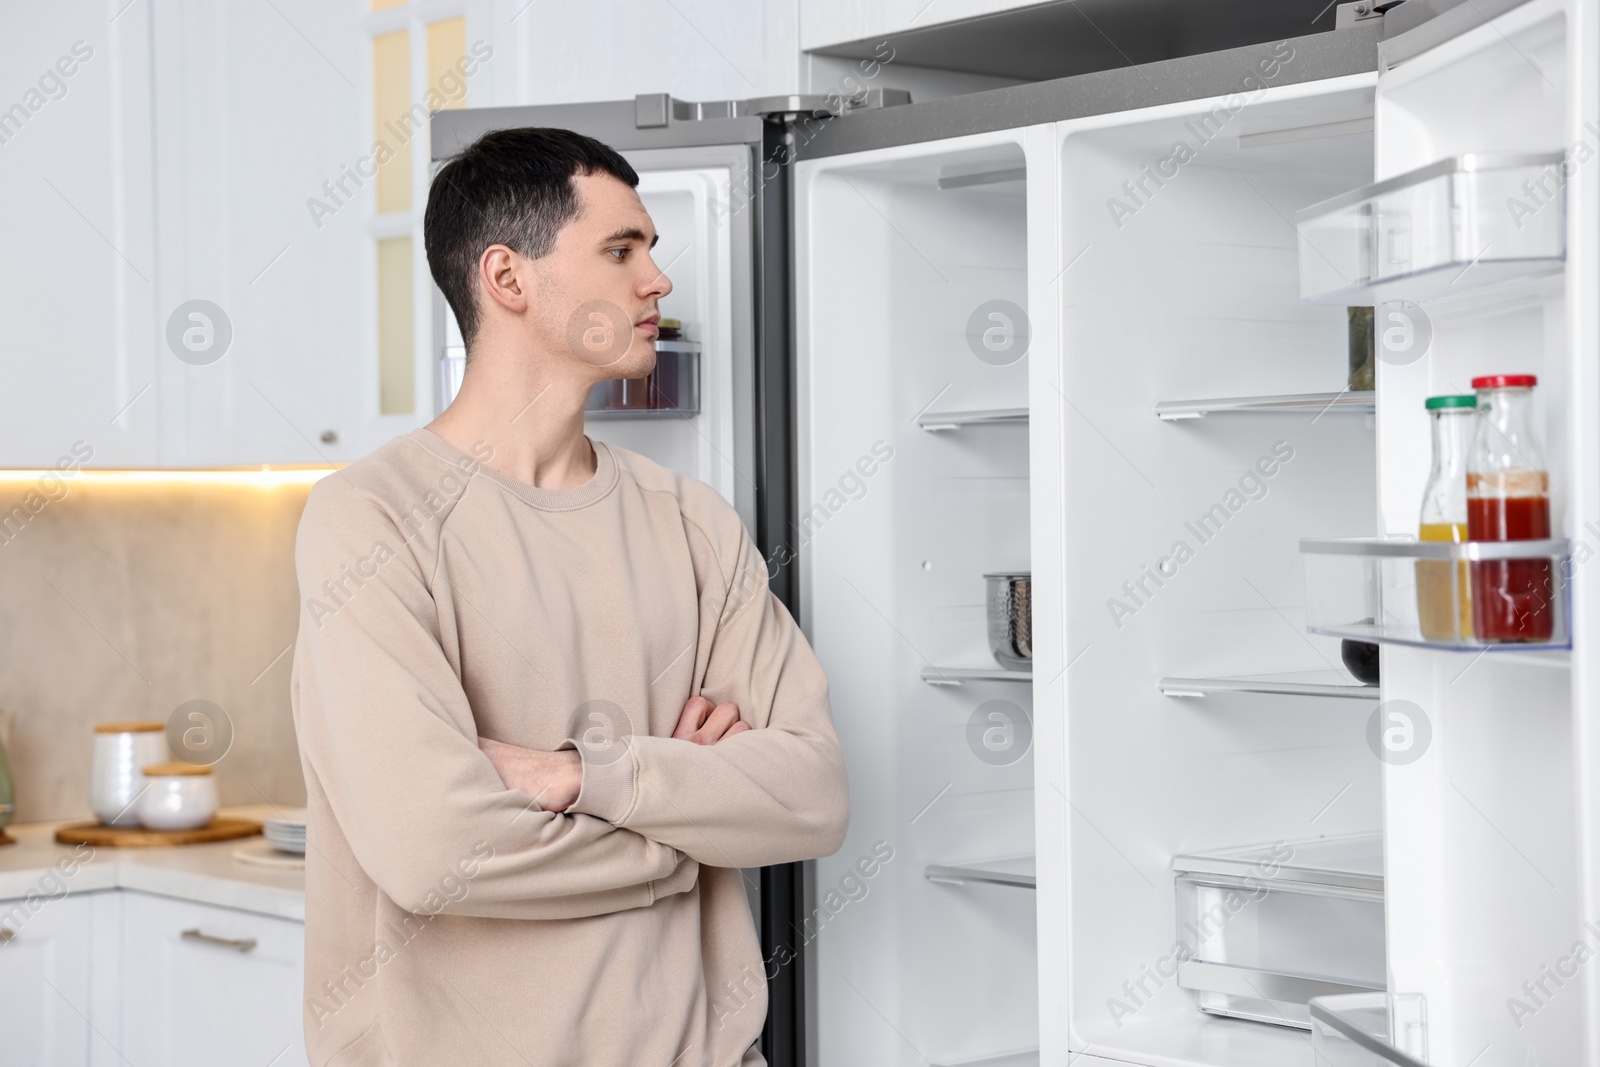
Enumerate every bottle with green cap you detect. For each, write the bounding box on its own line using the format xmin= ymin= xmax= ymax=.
xmin=1418 ymin=394 xmax=1477 ymax=641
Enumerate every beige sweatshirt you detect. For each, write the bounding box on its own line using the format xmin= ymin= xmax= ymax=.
xmin=289 ymin=428 xmax=849 ymax=1067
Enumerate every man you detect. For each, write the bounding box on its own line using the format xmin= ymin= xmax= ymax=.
xmin=290 ymin=127 xmax=849 ymax=1067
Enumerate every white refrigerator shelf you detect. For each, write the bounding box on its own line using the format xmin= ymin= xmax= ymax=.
xmin=920 ymin=666 xmax=1032 ymax=685
xmin=1296 ymin=151 xmax=1566 ymax=306
xmin=924 ymin=856 xmax=1037 ymax=889
xmin=915 ymin=407 xmax=1029 ymax=431
xmin=1155 ymin=391 xmax=1374 ymax=420
xmin=1158 ymin=670 xmax=1379 ymax=701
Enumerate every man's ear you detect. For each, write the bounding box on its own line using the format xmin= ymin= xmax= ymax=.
xmin=478 ymin=244 xmax=530 ymax=316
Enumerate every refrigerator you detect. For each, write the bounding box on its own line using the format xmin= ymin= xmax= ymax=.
xmin=431 ymin=2 xmax=1600 ymax=1063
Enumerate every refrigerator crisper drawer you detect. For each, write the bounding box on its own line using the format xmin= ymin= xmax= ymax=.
xmin=1300 ymin=536 xmax=1571 ymax=651
xmin=1172 ymin=836 xmax=1385 ymax=1030
xmin=1296 ymin=151 xmax=1566 ymax=305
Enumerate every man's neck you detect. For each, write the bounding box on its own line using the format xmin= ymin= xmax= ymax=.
xmin=426 ymin=343 xmax=600 ymax=492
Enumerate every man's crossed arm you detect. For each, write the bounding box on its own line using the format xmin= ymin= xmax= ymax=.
xmin=477 ymin=696 xmax=750 ymax=812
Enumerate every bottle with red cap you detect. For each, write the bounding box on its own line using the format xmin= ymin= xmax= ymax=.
xmin=1466 ymin=373 xmax=1553 ymax=641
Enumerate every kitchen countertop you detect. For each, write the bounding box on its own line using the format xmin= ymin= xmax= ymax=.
xmin=0 ymin=804 xmax=305 ymax=921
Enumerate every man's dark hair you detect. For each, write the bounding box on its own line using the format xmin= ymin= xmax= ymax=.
xmin=424 ymin=127 xmax=639 ymax=347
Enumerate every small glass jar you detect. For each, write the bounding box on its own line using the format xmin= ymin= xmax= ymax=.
xmin=1467 ymin=374 xmax=1553 ymax=641
xmin=136 ymin=762 xmax=218 ymax=831
xmin=91 ymin=722 xmax=169 ymax=827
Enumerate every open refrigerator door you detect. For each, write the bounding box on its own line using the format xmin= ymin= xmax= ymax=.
xmin=1304 ymin=0 xmax=1600 ymax=1062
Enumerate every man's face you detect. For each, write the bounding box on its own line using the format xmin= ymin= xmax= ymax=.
xmin=529 ymin=171 xmax=671 ymax=382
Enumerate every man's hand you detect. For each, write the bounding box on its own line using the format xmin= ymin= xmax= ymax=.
xmin=477 ymin=737 xmax=582 ymax=812
xmin=672 ymin=696 xmax=751 ymax=745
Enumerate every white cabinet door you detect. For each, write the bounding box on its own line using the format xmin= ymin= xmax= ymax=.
xmin=149 ymin=0 xmax=384 ymax=468
xmin=0 ymin=4 xmax=160 ymax=469
xmin=0 ymin=893 xmax=94 ymax=1065
xmin=118 ymin=892 xmax=308 ymax=1067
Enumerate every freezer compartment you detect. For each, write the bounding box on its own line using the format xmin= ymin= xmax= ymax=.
xmin=1310 ymin=992 xmax=1429 ymax=1067
xmin=1296 ymin=152 xmax=1566 ymax=305
xmin=1300 ymin=536 xmax=1571 ymax=650
xmin=1172 ymin=835 xmax=1385 ymax=1030
xmin=585 ymin=342 xmax=701 ymax=417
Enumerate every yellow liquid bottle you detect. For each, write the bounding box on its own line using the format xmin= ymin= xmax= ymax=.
xmin=1418 ymin=521 xmax=1472 ymax=640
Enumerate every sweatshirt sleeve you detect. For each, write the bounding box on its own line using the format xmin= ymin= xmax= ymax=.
xmin=568 ymin=512 xmax=850 ymax=869
xmin=291 ymin=478 xmax=698 ymax=921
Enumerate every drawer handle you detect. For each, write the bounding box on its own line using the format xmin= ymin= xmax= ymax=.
xmin=181 ymin=928 xmax=257 ymax=953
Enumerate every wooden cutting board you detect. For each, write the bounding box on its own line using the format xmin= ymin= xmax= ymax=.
xmin=54 ymin=817 xmax=262 ymax=847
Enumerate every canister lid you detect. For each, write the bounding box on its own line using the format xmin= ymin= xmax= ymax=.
xmin=1472 ymin=374 xmax=1537 ymax=389
xmin=94 ymin=721 xmax=165 ymax=734
xmin=1425 ymin=395 xmax=1477 ymax=410
xmin=141 ymin=762 xmax=212 ymax=777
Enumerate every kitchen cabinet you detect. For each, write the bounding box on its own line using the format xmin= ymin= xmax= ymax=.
xmin=114 ymin=891 xmax=308 ymax=1067
xmin=0 ymin=3 xmax=160 ymax=469
xmin=0 ymin=893 xmax=94 ymax=1066
xmin=147 ymin=0 xmax=405 ymax=468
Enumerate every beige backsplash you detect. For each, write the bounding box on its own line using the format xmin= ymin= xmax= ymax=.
xmin=0 ymin=474 xmax=316 ymax=823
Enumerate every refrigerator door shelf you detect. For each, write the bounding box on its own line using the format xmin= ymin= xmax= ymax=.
xmin=1300 ymin=536 xmax=1572 ymax=651
xmin=584 ymin=347 xmax=702 ymax=418
xmin=1296 ymin=152 xmax=1566 ymax=306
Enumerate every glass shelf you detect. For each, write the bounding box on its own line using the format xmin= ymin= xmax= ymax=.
xmin=1301 ymin=536 xmax=1571 ymax=651
xmin=1158 ymin=670 xmax=1379 ymax=701
xmin=1173 ymin=833 xmax=1384 ymax=894
xmin=924 ymin=855 xmax=1036 ymax=889
xmin=921 ymin=666 xmax=1032 ymax=685
xmin=1155 ymin=391 xmax=1374 ymax=420
xmin=1310 ymin=993 xmax=1429 ymax=1067
xmin=1297 ymin=151 xmax=1565 ymax=306
xmin=916 ymin=407 xmax=1029 ymax=432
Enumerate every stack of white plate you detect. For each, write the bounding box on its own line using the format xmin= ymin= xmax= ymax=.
xmin=263 ymin=809 xmax=307 ymax=855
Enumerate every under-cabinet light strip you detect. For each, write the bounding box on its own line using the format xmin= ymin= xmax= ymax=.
xmin=0 ymin=468 xmax=339 ymax=488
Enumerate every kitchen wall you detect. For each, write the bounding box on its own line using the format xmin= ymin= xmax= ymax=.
xmin=0 ymin=472 xmax=315 ymax=822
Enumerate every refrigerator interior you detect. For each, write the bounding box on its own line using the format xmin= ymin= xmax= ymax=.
xmin=584 ymin=167 xmax=743 ymax=512
xmin=797 ymin=136 xmax=1038 ymax=1067
xmin=1055 ymin=79 xmax=1385 ymax=1066
xmin=434 ymin=166 xmax=745 ymax=514
xmin=1372 ymin=2 xmax=1581 ymax=1063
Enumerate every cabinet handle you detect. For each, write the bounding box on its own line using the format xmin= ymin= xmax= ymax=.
xmin=181 ymin=928 xmax=257 ymax=953
xmin=0 ymin=927 xmax=14 ymax=943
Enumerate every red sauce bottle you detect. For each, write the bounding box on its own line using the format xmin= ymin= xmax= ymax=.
xmin=1466 ymin=374 xmax=1553 ymax=641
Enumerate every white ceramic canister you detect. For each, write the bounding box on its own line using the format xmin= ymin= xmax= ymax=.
xmin=91 ymin=722 xmax=169 ymax=827
xmin=136 ymin=762 xmax=218 ymax=831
